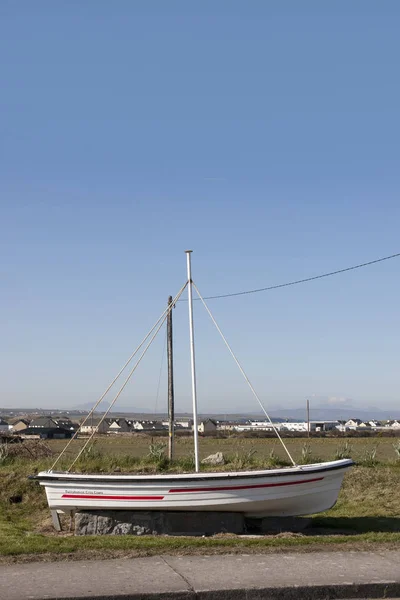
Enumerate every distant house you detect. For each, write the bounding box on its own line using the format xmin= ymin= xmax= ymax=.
xmin=235 ymin=420 xmax=282 ymax=432
xmin=22 ymin=427 xmax=73 ymax=439
xmin=79 ymin=418 xmax=110 ymax=434
xmin=276 ymin=420 xmax=339 ymax=433
xmin=344 ymin=419 xmax=363 ymax=430
xmin=280 ymin=422 xmax=308 ymax=432
xmin=10 ymin=419 xmax=29 ymax=433
xmin=358 ymin=421 xmax=384 ymax=429
xmin=236 ymin=421 xmax=278 ymax=432
xmin=216 ymin=421 xmax=241 ymax=431
xmin=133 ymin=420 xmax=166 ymax=432
xmin=309 ymin=420 xmax=340 ymax=432
xmin=249 ymin=421 xmax=276 ymax=431
xmin=55 ymin=417 xmax=79 ymax=431
xmin=162 ymin=418 xmax=194 ymax=429
xmin=175 ymin=418 xmax=193 ymax=429
xmin=108 ymin=419 xmax=132 ymax=433
xmin=197 ymin=419 xmax=217 ymax=435
xmin=149 ymin=422 xmax=167 ymax=431
xmin=385 ymin=420 xmax=400 ymax=429
xmin=335 ymin=420 xmax=348 ymax=432
xmin=29 ymin=416 xmax=59 ymax=429
xmin=0 ymin=418 xmax=10 ymax=433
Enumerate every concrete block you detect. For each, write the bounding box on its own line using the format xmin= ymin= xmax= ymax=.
xmin=75 ymin=510 xmax=245 ymax=536
xmin=162 ymin=511 xmax=244 ymax=535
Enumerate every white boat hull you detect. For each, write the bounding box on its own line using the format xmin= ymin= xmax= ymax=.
xmin=33 ymin=459 xmax=353 ymax=517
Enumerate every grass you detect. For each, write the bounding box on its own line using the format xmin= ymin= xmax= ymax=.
xmin=46 ymin=434 xmax=400 ymax=465
xmin=0 ymin=436 xmax=399 ymax=562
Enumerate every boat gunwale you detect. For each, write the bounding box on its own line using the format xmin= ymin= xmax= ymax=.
xmin=30 ymin=458 xmax=354 ymax=484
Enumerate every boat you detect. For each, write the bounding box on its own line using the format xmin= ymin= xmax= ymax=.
xmin=33 ymin=459 xmax=352 ymax=518
xmin=32 ymin=251 xmax=353 ymax=525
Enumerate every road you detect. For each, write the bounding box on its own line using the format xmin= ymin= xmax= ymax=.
xmin=1 ymin=550 xmax=399 ymax=599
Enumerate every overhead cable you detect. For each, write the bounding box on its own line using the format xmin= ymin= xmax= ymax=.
xmin=201 ymin=252 xmax=400 ymax=300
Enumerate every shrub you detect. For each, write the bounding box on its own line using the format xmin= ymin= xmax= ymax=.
xmin=299 ymin=443 xmax=321 ymax=465
xmin=334 ymin=441 xmax=353 ymax=460
xmin=393 ymin=441 xmax=400 ymax=460
xmin=0 ymin=443 xmax=10 ymax=465
xmin=176 ymin=455 xmax=195 ymax=471
xmin=360 ymin=446 xmax=379 ymax=467
xmin=148 ymin=440 xmax=167 ymax=462
xmin=228 ymin=448 xmax=257 ymax=470
xmin=267 ymin=449 xmax=280 ymax=467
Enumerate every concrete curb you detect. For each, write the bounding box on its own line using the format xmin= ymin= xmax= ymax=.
xmin=43 ymin=582 xmax=400 ymax=600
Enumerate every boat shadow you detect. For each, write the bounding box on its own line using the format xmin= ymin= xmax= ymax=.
xmin=306 ymin=515 xmax=400 ymax=535
xmin=245 ymin=516 xmax=400 ymax=536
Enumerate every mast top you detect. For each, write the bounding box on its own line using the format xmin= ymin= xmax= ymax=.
xmin=185 ymin=249 xmax=193 ymax=254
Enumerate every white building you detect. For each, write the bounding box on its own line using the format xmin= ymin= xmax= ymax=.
xmin=281 ymin=421 xmax=339 ymax=433
xmin=235 ymin=421 xmax=280 ymax=432
xmin=345 ymin=419 xmax=363 ymax=430
xmin=216 ymin=421 xmax=241 ymax=431
xmin=335 ymin=421 xmax=348 ymax=432
xmin=385 ymin=420 xmax=400 ymax=429
xmin=133 ymin=420 xmax=166 ymax=431
xmin=176 ymin=418 xmax=193 ymax=429
xmin=280 ymin=422 xmax=308 ymax=432
xmin=161 ymin=418 xmax=193 ymax=429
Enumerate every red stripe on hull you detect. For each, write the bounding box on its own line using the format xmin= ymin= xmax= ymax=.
xmin=169 ymin=476 xmax=324 ymax=493
xmin=61 ymin=494 xmax=164 ymax=501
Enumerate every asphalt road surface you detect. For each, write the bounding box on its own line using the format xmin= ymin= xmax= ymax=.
xmin=1 ymin=550 xmax=399 ymax=599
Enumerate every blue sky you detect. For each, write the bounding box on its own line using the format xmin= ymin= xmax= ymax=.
xmin=1 ymin=1 xmax=399 ymax=413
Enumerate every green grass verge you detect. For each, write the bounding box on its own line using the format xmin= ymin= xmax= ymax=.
xmin=1 ymin=530 xmax=400 ymax=560
xmin=0 ymin=439 xmax=399 ymax=561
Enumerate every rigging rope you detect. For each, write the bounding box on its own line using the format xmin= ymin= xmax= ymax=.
xmin=154 ymin=327 xmax=167 ymax=415
xmin=193 ymin=282 xmax=298 ymax=467
xmin=67 ymin=283 xmax=188 ymax=472
xmin=50 ymin=281 xmax=188 ymax=471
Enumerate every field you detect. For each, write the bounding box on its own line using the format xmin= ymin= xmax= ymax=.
xmin=48 ymin=433 xmax=400 ymax=464
xmin=0 ymin=435 xmax=399 ymax=562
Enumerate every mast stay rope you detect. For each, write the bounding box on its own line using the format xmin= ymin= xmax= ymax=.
xmin=193 ymin=282 xmax=298 ymax=468
xmin=50 ymin=281 xmax=188 ymax=472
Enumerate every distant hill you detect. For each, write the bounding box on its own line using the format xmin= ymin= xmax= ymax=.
xmin=75 ymin=401 xmax=140 ymax=413
xmin=2 ymin=404 xmax=398 ymax=422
